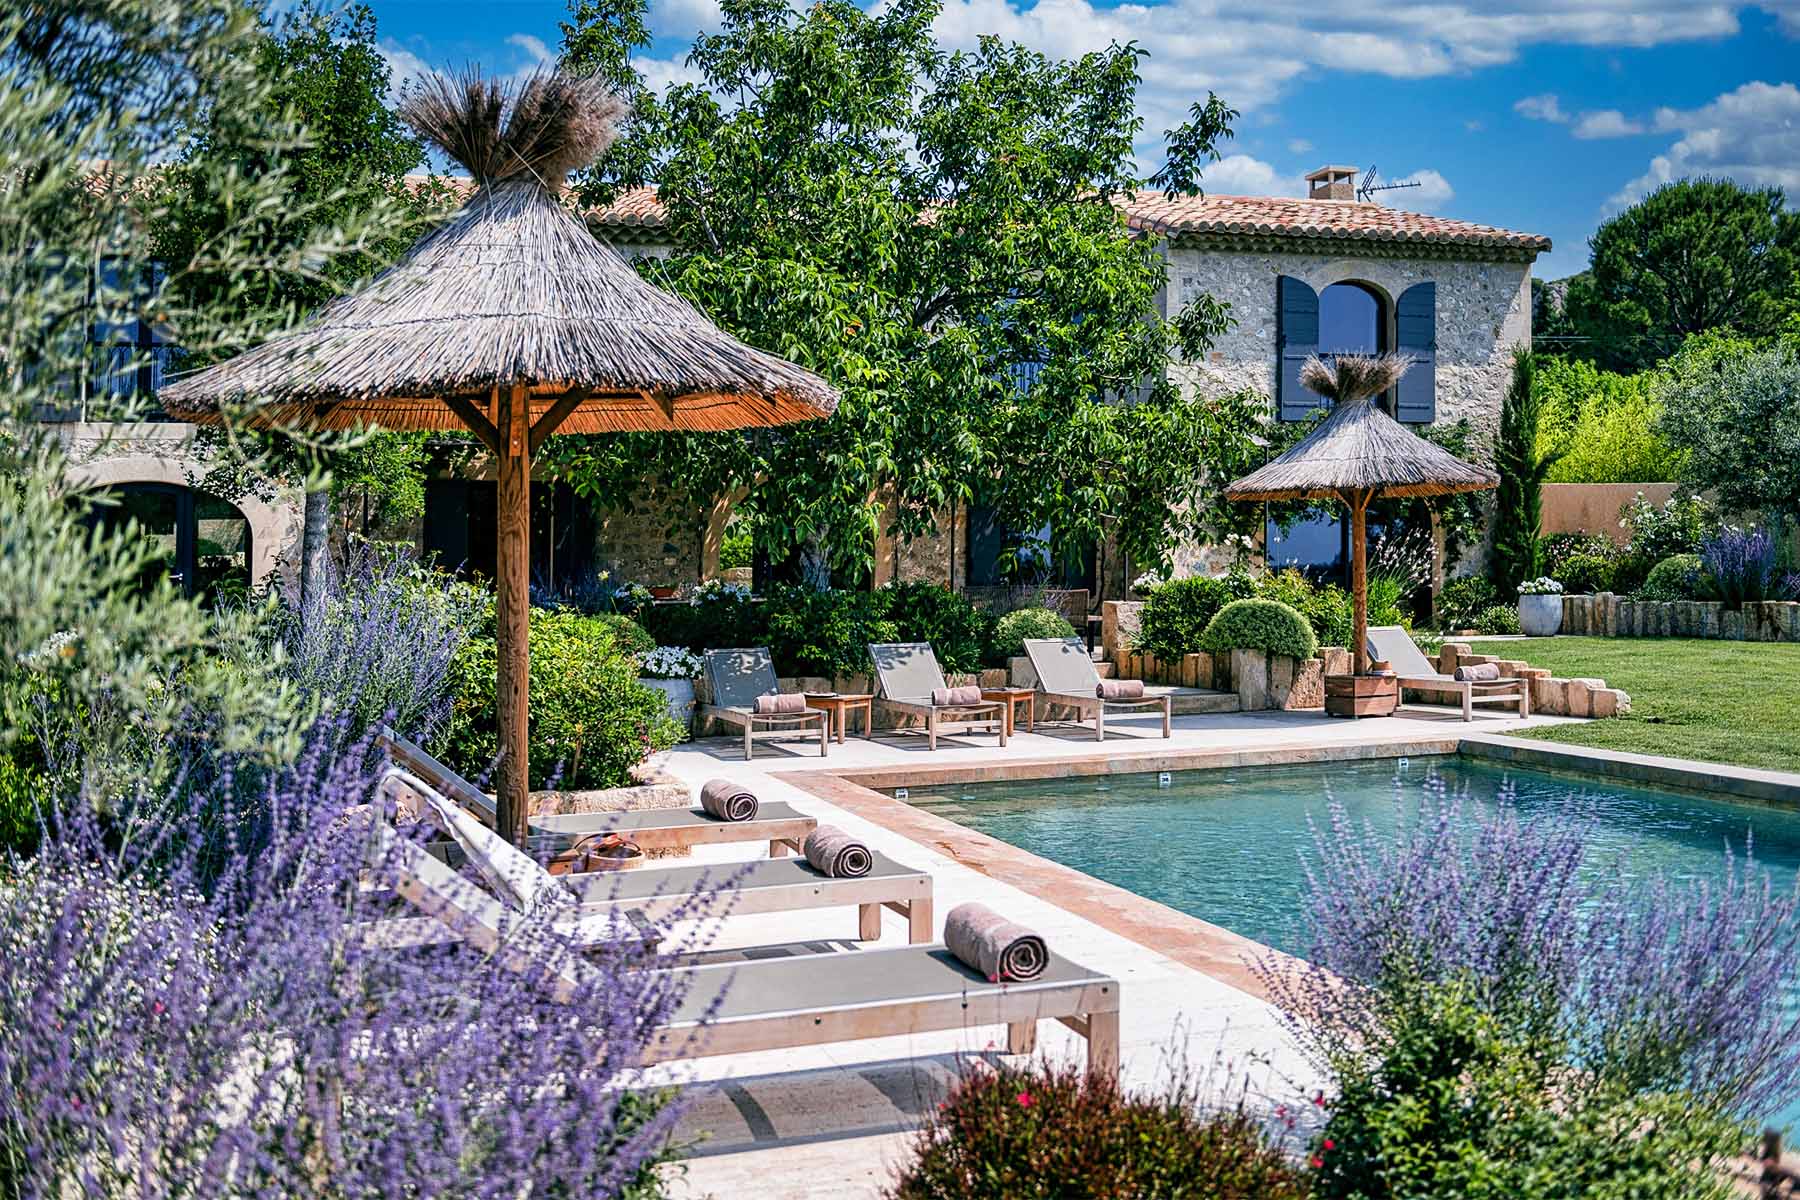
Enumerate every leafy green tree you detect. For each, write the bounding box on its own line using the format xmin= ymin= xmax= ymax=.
xmin=150 ymin=1 xmax=447 ymax=605
xmin=1564 ymin=179 xmax=1800 ymax=372
xmin=1533 ymin=355 xmax=1682 ymax=484
xmin=1491 ymin=350 xmax=1563 ymax=595
xmin=2 ymin=0 xmax=398 ymax=840
xmin=554 ymin=0 xmax=1260 ymax=587
xmin=1658 ymin=332 xmax=1800 ymax=526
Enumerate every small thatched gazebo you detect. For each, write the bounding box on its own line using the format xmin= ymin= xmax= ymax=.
xmin=161 ymin=71 xmax=838 ymax=842
xmin=1225 ymin=354 xmax=1497 ymax=691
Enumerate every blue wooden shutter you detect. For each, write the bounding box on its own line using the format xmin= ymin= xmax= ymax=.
xmin=1395 ymin=282 xmax=1437 ymax=423
xmin=1277 ymin=275 xmax=1320 ymax=421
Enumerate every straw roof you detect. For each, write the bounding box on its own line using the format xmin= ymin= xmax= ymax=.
xmin=158 ymin=71 xmax=838 ymax=434
xmin=1226 ymin=356 xmax=1498 ymax=502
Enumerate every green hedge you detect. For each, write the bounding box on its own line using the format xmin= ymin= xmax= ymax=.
xmin=1133 ymin=574 xmax=1256 ymax=660
xmin=990 ymin=606 xmax=1077 ymax=663
xmin=1437 ymin=575 xmax=1499 ymax=630
xmin=883 ymin=582 xmax=995 ymax=675
xmin=443 ymin=608 xmax=681 ymax=791
xmin=1472 ymin=604 xmax=1521 ymax=635
xmin=762 ymin=585 xmax=899 ymax=679
xmin=1201 ymin=599 xmax=1318 ymax=661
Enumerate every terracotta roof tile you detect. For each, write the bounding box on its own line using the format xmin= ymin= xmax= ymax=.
xmin=405 ymin=179 xmax=1551 ymax=256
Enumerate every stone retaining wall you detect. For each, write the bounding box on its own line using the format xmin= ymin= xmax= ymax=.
xmin=1561 ymin=594 xmax=1800 ymax=642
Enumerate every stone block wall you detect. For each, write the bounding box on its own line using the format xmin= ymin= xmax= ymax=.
xmin=1561 ymin=594 xmax=1800 ymax=642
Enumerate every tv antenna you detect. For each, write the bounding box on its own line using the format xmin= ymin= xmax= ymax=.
xmin=1356 ymin=165 xmax=1421 ymax=203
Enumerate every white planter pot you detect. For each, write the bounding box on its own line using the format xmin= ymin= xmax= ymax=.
xmin=1518 ymin=594 xmax=1563 ymax=637
xmin=640 ymin=677 xmax=697 ymax=738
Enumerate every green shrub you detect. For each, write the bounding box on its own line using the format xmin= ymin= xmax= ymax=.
xmin=881 ymin=582 xmax=995 ymax=675
xmin=1554 ymin=552 xmax=1617 ymax=595
xmin=1312 ymin=979 xmax=1737 ymax=1200
xmin=888 ymin=1059 xmax=1308 ymax=1200
xmin=1437 ymin=575 xmax=1499 ymax=629
xmin=588 ymin=613 xmax=655 ymax=658
xmin=1252 ymin=569 xmax=1378 ymax=650
xmin=1201 ymin=598 xmax=1318 ymax=660
xmin=1535 ymin=355 xmax=1683 ymax=484
xmin=762 ymin=586 xmax=898 ymax=678
xmin=1638 ymin=553 xmax=1706 ymax=601
xmin=717 ymin=525 xmax=753 ymax=570
xmin=1134 ymin=573 xmax=1256 ymax=660
xmin=1473 ymin=603 xmax=1521 ymax=635
xmin=1539 ymin=531 xmax=1615 ymax=573
xmin=639 ymin=584 xmax=764 ymax=652
xmin=442 ymin=608 xmax=681 ymax=791
xmin=989 ymin=606 xmax=1077 ymax=664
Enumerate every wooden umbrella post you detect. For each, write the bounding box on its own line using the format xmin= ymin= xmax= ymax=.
xmin=1348 ymin=488 xmax=1370 ymax=676
xmin=495 ymin=383 xmax=533 ymax=846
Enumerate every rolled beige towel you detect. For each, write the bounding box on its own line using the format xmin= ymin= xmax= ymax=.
xmin=929 ymin=684 xmax=985 ymax=706
xmin=944 ymin=901 xmax=1048 ymax=982
xmin=1454 ymin=663 xmax=1501 ymax=682
xmin=753 ymin=692 xmax=807 ymax=714
xmin=699 ymin=778 xmax=759 ymax=822
xmin=803 ymin=825 xmax=872 ymax=877
xmin=1097 ymin=679 xmax=1146 ymax=700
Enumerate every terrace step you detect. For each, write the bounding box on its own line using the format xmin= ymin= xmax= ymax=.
xmin=1169 ymin=687 xmax=1239 ymax=716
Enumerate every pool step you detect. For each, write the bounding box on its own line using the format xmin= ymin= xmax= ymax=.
xmin=1168 ymin=687 xmax=1240 ymax=715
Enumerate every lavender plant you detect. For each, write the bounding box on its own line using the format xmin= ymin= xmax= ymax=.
xmin=1699 ymin=525 xmax=1799 ymax=608
xmin=1264 ymin=772 xmax=1800 ymax=1194
xmin=279 ymin=541 xmax=485 ymax=747
xmin=0 ymin=721 xmax=721 ymax=1198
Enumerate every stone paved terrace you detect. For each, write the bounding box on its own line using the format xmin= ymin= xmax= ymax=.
xmin=637 ymin=703 xmax=1581 ymax=1199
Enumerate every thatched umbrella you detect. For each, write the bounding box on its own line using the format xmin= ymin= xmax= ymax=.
xmin=161 ymin=71 xmax=838 ymax=843
xmin=1224 ymin=354 xmax=1497 ymax=676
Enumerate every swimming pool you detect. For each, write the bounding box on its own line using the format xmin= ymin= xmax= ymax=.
xmin=896 ymin=755 xmax=1800 ymax=955
xmin=896 ymin=754 xmax=1800 ymax=1126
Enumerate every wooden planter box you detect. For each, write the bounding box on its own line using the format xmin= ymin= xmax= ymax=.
xmin=1325 ymin=673 xmax=1398 ymax=719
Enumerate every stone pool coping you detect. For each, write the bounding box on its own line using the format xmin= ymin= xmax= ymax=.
xmin=779 ymin=734 xmax=1800 ymax=1005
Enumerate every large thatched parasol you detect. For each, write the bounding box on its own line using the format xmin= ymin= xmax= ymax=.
xmin=1225 ymin=354 xmax=1497 ymax=676
xmin=162 ymin=71 xmax=839 ymax=843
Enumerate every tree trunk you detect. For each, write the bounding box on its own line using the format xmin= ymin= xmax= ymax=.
xmin=300 ymin=485 xmax=330 ymax=620
xmin=495 ymin=385 xmax=533 ymax=845
xmin=798 ymin=533 xmax=831 ymax=591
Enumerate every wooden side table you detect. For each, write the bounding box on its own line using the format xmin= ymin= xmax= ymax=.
xmin=981 ymin=687 xmax=1037 ymax=739
xmin=804 ymin=693 xmax=876 ymax=744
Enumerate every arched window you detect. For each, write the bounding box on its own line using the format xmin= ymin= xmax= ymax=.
xmin=82 ymin=483 xmax=251 ymax=605
xmin=1318 ymin=281 xmax=1385 ymax=358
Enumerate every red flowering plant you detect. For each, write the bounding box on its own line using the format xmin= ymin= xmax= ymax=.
xmin=888 ymin=1058 xmax=1307 ymax=1199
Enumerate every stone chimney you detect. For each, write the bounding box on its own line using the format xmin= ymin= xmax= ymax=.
xmin=1305 ymin=165 xmax=1358 ymax=201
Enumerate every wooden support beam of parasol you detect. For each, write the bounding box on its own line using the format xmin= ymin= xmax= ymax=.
xmin=495 ymin=382 xmax=533 ymax=845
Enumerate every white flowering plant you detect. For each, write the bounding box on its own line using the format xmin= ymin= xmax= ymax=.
xmin=640 ymin=645 xmax=704 ymax=680
xmin=1517 ymin=577 xmax=1565 ymax=595
xmin=692 ymin=579 xmax=751 ymax=605
xmin=1131 ymin=571 xmax=1165 ymax=595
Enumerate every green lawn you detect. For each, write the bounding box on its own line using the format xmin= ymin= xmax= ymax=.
xmin=1464 ymin=637 xmax=1800 ymax=774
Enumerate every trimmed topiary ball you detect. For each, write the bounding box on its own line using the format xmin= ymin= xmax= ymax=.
xmin=1555 ymin=552 xmax=1618 ymax=596
xmin=990 ymin=606 xmax=1077 ymax=663
xmin=1473 ymin=604 xmax=1522 ymax=635
xmin=1200 ymin=598 xmax=1318 ymax=661
xmin=1637 ymin=553 xmax=1706 ymax=601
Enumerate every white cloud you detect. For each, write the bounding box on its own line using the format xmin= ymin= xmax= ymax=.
xmin=1390 ymin=168 xmax=1454 ymax=210
xmin=1611 ymin=80 xmax=1800 ymax=207
xmin=1198 ymin=153 xmax=1306 ymax=197
xmin=377 ymin=39 xmax=436 ymax=96
xmin=636 ymin=55 xmax=713 ymax=94
xmin=505 ymin=33 xmax=556 ymax=67
xmin=1572 ymin=109 xmax=1646 ymax=138
xmin=1287 ymin=137 xmax=1313 ymax=154
xmin=1514 ymin=93 xmax=1568 ymax=124
xmin=649 ymin=0 xmax=726 ymax=39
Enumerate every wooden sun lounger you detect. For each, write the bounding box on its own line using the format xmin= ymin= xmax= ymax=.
xmin=378 ymin=727 xmax=817 ymax=861
xmin=869 ymin=642 xmax=1008 ymax=751
xmin=369 ymin=775 xmax=1122 ymax=1078
xmin=1024 ymin=637 xmax=1172 ymax=740
xmin=1366 ymin=626 xmax=1530 ymax=721
xmin=647 ymin=943 xmax=1121 ymax=1078
xmin=701 ymin=648 xmax=830 ymax=760
xmin=368 ymin=769 xmax=929 ymax=946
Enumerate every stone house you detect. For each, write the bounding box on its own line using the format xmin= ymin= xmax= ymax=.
xmin=58 ymin=165 xmax=1547 ymax=604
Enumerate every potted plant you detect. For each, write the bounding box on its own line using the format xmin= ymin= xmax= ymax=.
xmin=639 ymin=645 xmax=702 ymax=737
xmin=1516 ymin=576 xmax=1564 ymax=637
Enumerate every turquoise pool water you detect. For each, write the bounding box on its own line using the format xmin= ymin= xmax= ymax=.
xmin=898 ymin=755 xmax=1800 ymax=1124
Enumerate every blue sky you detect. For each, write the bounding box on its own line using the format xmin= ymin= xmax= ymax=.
xmin=365 ymin=1 xmax=1800 ymax=280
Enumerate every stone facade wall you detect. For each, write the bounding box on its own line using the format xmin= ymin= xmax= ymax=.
xmin=55 ymin=421 xmax=303 ymax=591
xmin=596 ymin=485 xmax=711 ymax=591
